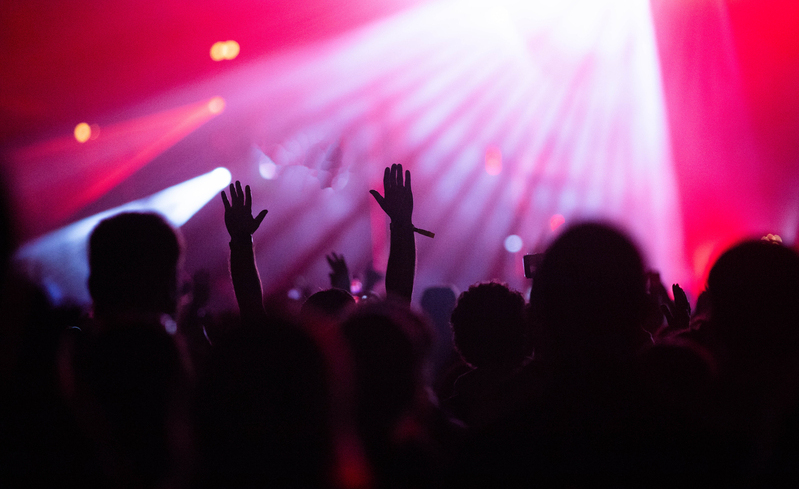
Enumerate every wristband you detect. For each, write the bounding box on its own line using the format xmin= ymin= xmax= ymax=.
xmin=229 ymin=235 xmax=253 ymax=247
xmin=390 ymin=222 xmax=435 ymax=238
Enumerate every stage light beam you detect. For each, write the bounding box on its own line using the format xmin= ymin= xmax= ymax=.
xmin=13 ymin=167 xmax=232 ymax=306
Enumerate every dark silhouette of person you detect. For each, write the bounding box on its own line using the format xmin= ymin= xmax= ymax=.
xmin=301 ymin=287 xmax=356 ymax=324
xmin=194 ymin=312 xmax=335 ymax=488
xmin=62 ymin=212 xmax=194 ymax=488
xmin=452 ymin=222 xmax=654 ymax=485
xmin=444 ymin=281 xmax=532 ymax=429
xmin=87 ymin=212 xmax=183 ymax=327
xmin=702 ymin=239 xmax=799 ymax=476
xmin=530 ymin=222 xmax=651 ymax=365
xmin=214 ymin=181 xmax=337 ymax=487
xmin=340 ymin=300 xmax=449 ymax=489
xmin=420 ymin=285 xmax=462 ymax=399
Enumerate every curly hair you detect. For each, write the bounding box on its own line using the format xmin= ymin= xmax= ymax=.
xmin=450 ymin=282 xmax=528 ymax=368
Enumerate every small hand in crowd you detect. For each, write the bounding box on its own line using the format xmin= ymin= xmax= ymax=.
xmin=661 ymin=283 xmax=691 ymax=334
xmin=326 ymin=252 xmax=351 ymax=292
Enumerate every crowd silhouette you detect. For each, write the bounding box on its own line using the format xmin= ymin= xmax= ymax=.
xmin=2 ymin=162 xmax=799 ymax=487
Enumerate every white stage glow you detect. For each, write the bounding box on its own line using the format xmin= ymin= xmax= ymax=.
xmin=13 ymin=167 xmax=232 ymax=306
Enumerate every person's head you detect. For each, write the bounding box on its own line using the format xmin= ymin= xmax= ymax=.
xmin=421 ymin=286 xmax=458 ymax=328
xmin=88 ymin=212 xmax=182 ymax=320
xmin=340 ymin=300 xmax=433 ymax=432
xmin=450 ymin=282 xmax=528 ymax=369
xmin=197 ymin=312 xmax=334 ymax=487
xmin=530 ymin=222 xmax=649 ymax=362
xmin=301 ymin=288 xmax=356 ymax=324
xmin=706 ymin=240 xmax=799 ymax=356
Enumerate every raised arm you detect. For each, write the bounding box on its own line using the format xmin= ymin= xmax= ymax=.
xmin=326 ymin=252 xmax=351 ymax=292
xmin=370 ymin=164 xmax=416 ymax=304
xmin=221 ymin=181 xmax=268 ymax=327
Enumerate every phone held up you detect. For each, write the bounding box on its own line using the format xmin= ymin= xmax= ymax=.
xmin=523 ymin=253 xmax=544 ymax=279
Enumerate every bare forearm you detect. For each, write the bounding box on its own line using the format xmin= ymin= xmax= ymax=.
xmin=385 ymin=223 xmax=416 ymax=304
xmin=229 ymin=238 xmax=266 ymax=326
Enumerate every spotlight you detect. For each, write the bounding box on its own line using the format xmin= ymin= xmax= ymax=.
xmin=14 ymin=167 xmax=232 ymax=306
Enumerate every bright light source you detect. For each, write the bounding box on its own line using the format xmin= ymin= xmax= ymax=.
xmin=13 ymin=167 xmax=232 ymax=306
xmin=74 ymin=122 xmax=91 ymax=143
xmin=143 ymin=167 xmax=231 ymax=226
xmin=225 ymin=40 xmax=240 ymax=59
xmin=550 ymin=214 xmax=565 ymax=231
xmin=258 ymin=151 xmax=278 ymax=180
xmin=485 ymin=146 xmax=502 ymax=175
xmin=504 ymin=234 xmax=523 ymax=252
xmin=210 ymin=40 xmax=240 ymax=61
xmin=208 ymin=97 xmax=225 ymax=114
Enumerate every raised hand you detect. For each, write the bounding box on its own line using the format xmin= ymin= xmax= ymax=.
xmin=326 ymin=252 xmax=351 ymax=292
xmin=363 ymin=261 xmax=384 ymax=293
xmin=221 ymin=181 xmax=268 ymax=241
xmin=370 ymin=164 xmax=413 ymax=227
xmin=661 ymin=283 xmax=691 ymax=334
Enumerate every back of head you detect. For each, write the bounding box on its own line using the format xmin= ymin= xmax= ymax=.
xmin=421 ymin=286 xmax=458 ymax=329
xmin=707 ymin=240 xmax=799 ymax=356
xmin=88 ymin=212 xmax=181 ymax=320
xmin=340 ymin=300 xmax=433 ymax=432
xmin=301 ymin=288 xmax=356 ymax=324
xmin=450 ymin=282 xmax=527 ymax=368
xmin=197 ymin=313 xmax=333 ymax=487
xmin=530 ymin=222 xmax=648 ymax=362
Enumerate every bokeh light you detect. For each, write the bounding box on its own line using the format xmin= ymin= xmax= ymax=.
xmin=210 ymin=40 xmax=240 ymax=61
xmin=74 ymin=122 xmax=91 ymax=143
xmin=504 ymin=234 xmax=523 ymax=252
